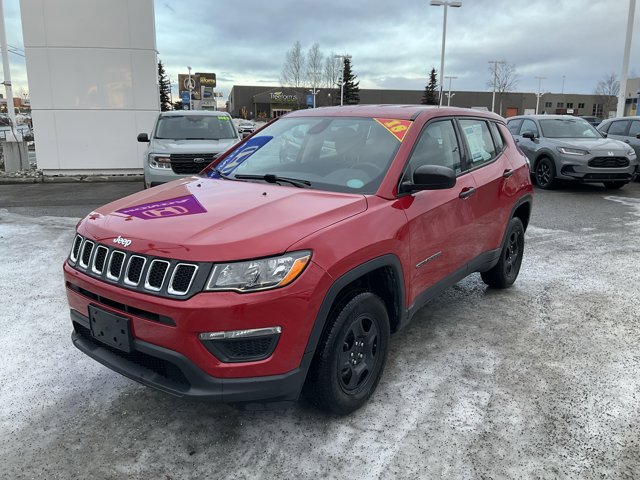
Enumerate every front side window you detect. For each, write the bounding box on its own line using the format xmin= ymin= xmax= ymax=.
xmin=520 ymin=119 xmax=539 ymax=137
xmin=155 ymin=115 xmax=237 ymax=140
xmin=459 ymin=119 xmax=497 ymax=167
xmin=539 ymin=118 xmax=600 ymax=138
xmin=208 ymin=116 xmax=403 ymax=194
xmin=608 ymin=120 xmax=630 ymax=136
xmin=629 ymin=121 xmax=640 ymax=137
xmin=401 ymin=120 xmax=462 ymax=183
xmin=507 ymin=119 xmax=523 ymax=135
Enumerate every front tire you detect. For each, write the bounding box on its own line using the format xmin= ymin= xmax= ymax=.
xmin=481 ymin=217 xmax=525 ymax=289
xmin=534 ymin=157 xmax=556 ymax=189
xmin=304 ymin=292 xmax=390 ymax=415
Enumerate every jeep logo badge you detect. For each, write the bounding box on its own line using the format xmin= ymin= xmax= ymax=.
xmin=113 ymin=235 xmax=132 ymax=248
xmin=193 ymin=157 xmax=206 ymax=164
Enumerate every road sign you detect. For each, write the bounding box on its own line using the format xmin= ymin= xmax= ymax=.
xmin=181 ymin=91 xmax=190 ymax=105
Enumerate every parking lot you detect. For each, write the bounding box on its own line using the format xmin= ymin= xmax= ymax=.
xmin=1 ymin=180 xmax=639 ymax=479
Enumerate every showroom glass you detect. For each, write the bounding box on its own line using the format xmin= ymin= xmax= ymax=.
xmin=155 ymin=115 xmax=237 ymax=140
xmin=539 ymin=119 xmax=601 ymax=138
xmin=211 ymin=117 xmax=402 ymax=194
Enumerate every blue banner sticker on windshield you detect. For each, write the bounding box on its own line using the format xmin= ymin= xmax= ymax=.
xmin=211 ymin=136 xmax=273 ymax=177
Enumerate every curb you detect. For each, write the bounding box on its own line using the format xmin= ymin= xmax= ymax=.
xmin=0 ymin=175 xmax=144 ymax=184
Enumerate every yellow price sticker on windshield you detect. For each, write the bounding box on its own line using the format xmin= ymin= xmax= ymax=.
xmin=374 ymin=118 xmax=412 ymax=142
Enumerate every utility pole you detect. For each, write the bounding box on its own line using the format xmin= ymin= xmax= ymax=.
xmin=535 ymin=76 xmax=546 ymax=115
xmin=444 ymin=75 xmax=457 ymax=106
xmin=489 ymin=60 xmax=505 ymax=113
xmin=0 ymin=0 xmax=16 ymax=128
xmin=334 ymin=54 xmax=351 ymax=106
xmin=617 ymin=0 xmax=636 ymax=117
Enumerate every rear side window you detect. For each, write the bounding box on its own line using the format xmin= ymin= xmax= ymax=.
xmin=608 ymin=120 xmax=630 ymax=136
xmin=489 ymin=122 xmax=505 ymax=151
xmin=459 ymin=119 xmax=497 ymax=167
xmin=629 ymin=121 xmax=640 ymax=137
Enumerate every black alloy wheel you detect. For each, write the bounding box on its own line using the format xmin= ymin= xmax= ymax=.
xmin=481 ymin=217 xmax=525 ymax=288
xmin=535 ymin=157 xmax=556 ymax=189
xmin=304 ymin=292 xmax=390 ymax=414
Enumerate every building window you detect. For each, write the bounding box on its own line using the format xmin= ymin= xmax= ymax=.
xmin=566 ymin=102 xmax=573 ymax=108
xmin=592 ymin=104 xmax=603 ymax=117
xmin=544 ymin=101 xmax=552 ymax=108
xmin=557 ymin=102 xmax=564 ymax=108
xmin=578 ymin=103 xmax=585 ymax=109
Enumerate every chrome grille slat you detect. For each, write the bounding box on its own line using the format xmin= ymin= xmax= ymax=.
xmin=145 ymin=260 xmax=170 ymax=291
xmin=79 ymin=240 xmax=95 ymax=268
xmin=168 ymin=264 xmax=198 ymax=295
xmin=107 ymin=251 xmax=126 ymax=281
xmin=124 ymin=255 xmax=146 ymax=286
xmin=70 ymin=235 xmax=83 ymax=262
xmin=92 ymin=246 xmax=109 ymax=274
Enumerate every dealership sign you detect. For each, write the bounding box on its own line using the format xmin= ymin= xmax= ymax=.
xmin=270 ymin=91 xmax=298 ymax=103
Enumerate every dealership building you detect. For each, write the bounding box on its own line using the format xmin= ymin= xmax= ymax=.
xmin=227 ymin=85 xmax=622 ymax=120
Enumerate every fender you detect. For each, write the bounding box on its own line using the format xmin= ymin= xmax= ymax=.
xmin=302 ymin=254 xmax=407 ymax=358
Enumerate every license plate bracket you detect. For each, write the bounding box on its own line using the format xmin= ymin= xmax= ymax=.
xmin=89 ymin=305 xmax=133 ymax=353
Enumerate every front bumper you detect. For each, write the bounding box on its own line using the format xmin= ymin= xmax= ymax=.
xmin=71 ymin=310 xmax=311 ymax=407
xmin=143 ymin=165 xmax=193 ymax=188
xmin=64 ymin=259 xmax=330 ymax=404
xmin=556 ymin=157 xmax=638 ymax=183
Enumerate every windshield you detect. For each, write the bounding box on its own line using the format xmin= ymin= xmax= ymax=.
xmin=539 ymin=118 xmax=602 ymax=138
xmin=204 ymin=116 xmax=403 ymax=194
xmin=154 ymin=115 xmax=237 ymax=140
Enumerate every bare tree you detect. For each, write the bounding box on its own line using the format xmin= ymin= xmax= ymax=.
xmin=280 ymin=41 xmax=306 ymax=88
xmin=306 ymin=43 xmax=324 ymax=91
xmin=595 ymin=72 xmax=620 ymax=117
xmin=323 ymin=53 xmax=341 ymax=104
xmin=486 ymin=61 xmax=518 ymax=115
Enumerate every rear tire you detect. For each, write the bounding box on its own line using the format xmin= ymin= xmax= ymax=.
xmin=304 ymin=292 xmax=390 ymax=415
xmin=603 ymin=181 xmax=626 ymax=189
xmin=481 ymin=217 xmax=525 ymax=289
xmin=534 ymin=157 xmax=556 ymax=189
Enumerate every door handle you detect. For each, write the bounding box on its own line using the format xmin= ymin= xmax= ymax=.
xmin=459 ymin=187 xmax=476 ymax=199
xmin=502 ymin=169 xmax=514 ymax=178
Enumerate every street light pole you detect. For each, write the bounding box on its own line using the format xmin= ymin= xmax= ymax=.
xmin=309 ymin=88 xmax=319 ymax=108
xmin=617 ymin=0 xmax=636 ymax=117
xmin=187 ymin=66 xmax=193 ymax=110
xmin=430 ymin=1 xmax=462 ymax=107
xmin=444 ymin=75 xmax=457 ymax=106
xmin=535 ymin=76 xmax=546 ymax=115
xmin=488 ymin=60 xmax=505 ymax=113
xmin=334 ymin=54 xmax=351 ymax=106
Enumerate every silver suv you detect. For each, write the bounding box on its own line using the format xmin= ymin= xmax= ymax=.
xmin=507 ymin=115 xmax=638 ymax=189
xmin=138 ymin=111 xmax=241 ymax=188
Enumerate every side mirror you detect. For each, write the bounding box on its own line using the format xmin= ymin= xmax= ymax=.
xmin=636 ymin=133 xmax=640 ymax=139
xmin=601 ymin=132 xmax=608 ymax=138
xmin=400 ymin=165 xmax=456 ymax=193
xmin=522 ymin=131 xmax=536 ymax=140
xmin=137 ymin=133 xmax=149 ymax=142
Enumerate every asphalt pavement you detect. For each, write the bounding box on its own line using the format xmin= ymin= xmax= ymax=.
xmin=1 ymin=180 xmax=639 ymax=479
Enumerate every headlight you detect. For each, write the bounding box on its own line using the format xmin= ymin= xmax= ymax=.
xmin=557 ymin=147 xmax=588 ymax=156
xmin=205 ymin=251 xmax=311 ymax=292
xmin=627 ymin=148 xmax=636 ymax=158
xmin=148 ymin=154 xmax=171 ymax=169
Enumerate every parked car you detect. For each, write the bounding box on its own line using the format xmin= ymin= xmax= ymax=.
xmin=597 ymin=116 xmax=640 ymax=161
xmin=65 ymin=105 xmax=532 ymax=414
xmin=137 ymin=110 xmax=242 ymax=188
xmin=579 ymin=115 xmax=602 ymax=127
xmin=237 ymin=120 xmax=256 ymax=137
xmin=506 ymin=115 xmax=638 ymax=189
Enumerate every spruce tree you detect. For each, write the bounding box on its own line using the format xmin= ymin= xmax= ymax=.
xmin=421 ymin=68 xmax=439 ymax=105
xmin=158 ymin=60 xmax=172 ymax=111
xmin=341 ymin=57 xmax=360 ymax=105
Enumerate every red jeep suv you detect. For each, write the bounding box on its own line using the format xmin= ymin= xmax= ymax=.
xmin=65 ymin=105 xmax=532 ymax=414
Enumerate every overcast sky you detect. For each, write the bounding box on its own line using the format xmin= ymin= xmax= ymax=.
xmin=3 ymin=0 xmax=640 ymax=102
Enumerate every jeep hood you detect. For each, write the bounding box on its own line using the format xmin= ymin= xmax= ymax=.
xmin=80 ymin=177 xmax=368 ymax=261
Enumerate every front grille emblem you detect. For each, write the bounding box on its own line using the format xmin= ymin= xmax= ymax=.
xmin=193 ymin=157 xmax=206 ymax=164
xmin=113 ymin=235 xmax=132 ymax=248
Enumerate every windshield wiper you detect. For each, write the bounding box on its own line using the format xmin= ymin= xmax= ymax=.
xmin=234 ymin=174 xmax=311 ymax=188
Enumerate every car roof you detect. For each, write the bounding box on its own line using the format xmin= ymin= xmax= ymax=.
xmin=159 ymin=110 xmax=229 ymax=117
xmin=285 ymin=105 xmax=504 ymax=121
xmin=507 ymin=114 xmax=588 ymax=122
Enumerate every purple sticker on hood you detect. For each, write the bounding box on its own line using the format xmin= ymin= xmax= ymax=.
xmin=116 ymin=195 xmax=207 ymax=220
